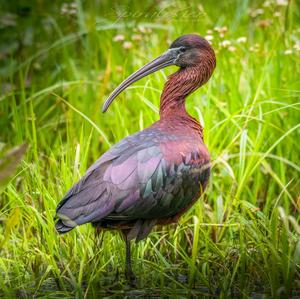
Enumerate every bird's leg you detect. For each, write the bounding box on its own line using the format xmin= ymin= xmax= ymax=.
xmin=125 ymin=237 xmax=136 ymax=284
xmin=122 ymin=230 xmax=136 ymax=285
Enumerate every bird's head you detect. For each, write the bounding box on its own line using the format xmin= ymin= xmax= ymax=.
xmin=170 ymin=34 xmax=216 ymax=68
xmin=102 ymin=34 xmax=216 ymax=112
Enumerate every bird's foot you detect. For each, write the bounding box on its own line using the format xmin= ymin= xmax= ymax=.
xmin=125 ymin=269 xmax=137 ymax=287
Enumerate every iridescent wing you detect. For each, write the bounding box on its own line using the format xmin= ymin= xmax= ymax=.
xmin=55 ymin=128 xmax=210 ymax=239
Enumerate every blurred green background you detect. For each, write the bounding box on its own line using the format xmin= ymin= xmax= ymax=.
xmin=0 ymin=0 xmax=299 ymax=298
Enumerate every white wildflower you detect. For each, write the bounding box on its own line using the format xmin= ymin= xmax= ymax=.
xmin=138 ymin=26 xmax=147 ymax=33
xmin=274 ymin=11 xmax=281 ymax=17
xmin=219 ymin=26 xmax=228 ymax=33
xmin=219 ymin=40 xmax=231 ymax=48
xmin=263 ymin=1 xmax=271 ymax=7
xmin=250 ymin=8 xmax=264 ymax=17
xmin=256 ymin=8 xmax=264 ymax=15
xmin=214 ymin=26 xmax=228 ymax=35
xmin=293 ymin=43 xmax=300 ymax=51
xmin=113 ymin=34 xmax=125 ymax=42
xmin=116 ymin=66 xmax=123 ymax=73
xmin=205 ymin=35 xmax=214 ymax=41
xmin=237 ymin=37 xmax=247 ymax=43
xmin=276 ymin=0 xmax=288 ymax=6
xmin=132 ymin=34 xmax=142 ymax=41
xmin=60 ymin=2 xmax=77 ymax=16
xmin=228 ymin=46 xmax=236 ymax=52
xmin=123 ymin=41 xmax=133 ymax=49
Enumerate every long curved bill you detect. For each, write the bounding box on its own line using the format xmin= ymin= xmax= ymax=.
xmin=102 ymin=48 xmax=180 ymax=112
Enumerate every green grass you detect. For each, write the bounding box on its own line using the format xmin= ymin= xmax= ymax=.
xmin=0 ymin=0 xmax=299 ymax=298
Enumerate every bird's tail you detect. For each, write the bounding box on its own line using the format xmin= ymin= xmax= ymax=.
xmin=55 ymin=219 xmax=74 ymax=234
xmin=54 ymin=213 xmax=77 ymax=234
xmin=54 ymin=173 xmax=114 ymax=234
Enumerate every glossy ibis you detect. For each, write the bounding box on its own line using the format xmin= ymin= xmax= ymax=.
xmin=55 ymin=34 xmax=216 ymax=282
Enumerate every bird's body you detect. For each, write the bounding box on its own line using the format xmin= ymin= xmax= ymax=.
xmin=55 ymin=34 xmax=216 ymax=282
xmin=56 ymin=116 xmax=210 ymax=240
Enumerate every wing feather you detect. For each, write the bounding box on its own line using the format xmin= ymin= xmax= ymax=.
xmin=55 ymin=128 xmax=210 ymax=239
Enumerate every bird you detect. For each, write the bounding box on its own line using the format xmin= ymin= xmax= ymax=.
xmin=55 ymin=34 xmax=216 ymax=283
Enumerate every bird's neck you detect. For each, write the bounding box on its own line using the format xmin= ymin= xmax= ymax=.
xmin=159 ymin=66 xmax=210 ymax=135
xmin=159 ymin=65 xmax=210 ymax=117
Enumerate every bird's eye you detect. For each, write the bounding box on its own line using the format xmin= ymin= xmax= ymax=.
xmin=179 ymin=46 xmax=186 ymax=53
